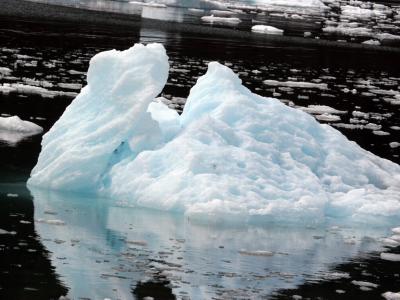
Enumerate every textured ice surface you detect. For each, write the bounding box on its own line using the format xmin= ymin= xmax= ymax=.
xmin=0 ymin=116 xmax=43 ymax=133
xmin=29 ymin=43 xmax=400 ymax=222
xmin=29 ymin=43 xmax=169 ymax=191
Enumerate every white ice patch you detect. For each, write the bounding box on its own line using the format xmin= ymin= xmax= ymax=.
xmin=252 ymin=25 xmax=284 ymax=35
xmin=380 ymin=252 xmax=400 ymax=261
xmin=201 ymin=15 xmax=241 ymax=25
xmin=28 ymin=44 xmax=400 ymax=222
xmin=263 ymin=80 xmax=328 ymax=90
xmin=383 ymin=292 xmax=400 ymax=300
xmin=0 ymin=116 xmax=43 ymax=134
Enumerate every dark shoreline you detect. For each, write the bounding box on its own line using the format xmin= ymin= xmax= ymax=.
xmin=1 ymin=0 xmax=400 ymax=54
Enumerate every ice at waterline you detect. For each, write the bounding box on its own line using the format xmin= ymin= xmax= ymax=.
xmin=27 ymin=43 xmax=400 ymax=222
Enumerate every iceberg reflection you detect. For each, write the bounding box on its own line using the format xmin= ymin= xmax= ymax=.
xmin=30 ymin=187 xmax=393 ymax=299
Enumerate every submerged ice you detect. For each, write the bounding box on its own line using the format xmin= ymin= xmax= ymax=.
xmin=28 ymin=43 xmax=400 ymax=221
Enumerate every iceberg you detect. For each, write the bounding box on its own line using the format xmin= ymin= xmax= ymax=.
xmin=28 ymin=43 xmax=400 ymax=222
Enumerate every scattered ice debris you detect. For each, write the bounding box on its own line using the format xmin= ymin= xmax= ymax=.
xmin=35 ymin=219 xmax=66 ymax=225
xmin=238 ymin=250 xmax=274 ymax=256
xmin=0 ymin=229 xmax=17 ymax=235
xmin=28 ymin=43 xmax=400 ymax=221
xmin=201 ymin=15 xmax=241 ymax=25
xmin=292 ymin=295 xmax=302 ymax=300
xmin=251 ymin=25 xmax=284 ymax=35
xmin=6 ymin=193 xmax=18 ymax=198
xmin=336 ymin=289 xmax=346 ymax=294
xmin=0 ymin=83 xmax=78 ymax=98
xmin=383 ymin=292 xmax=400 ymax=300
xmin=380 ymin=252 xmax=400 ymax=261
xmin=263 ymin=80 xmax=328 ymax=90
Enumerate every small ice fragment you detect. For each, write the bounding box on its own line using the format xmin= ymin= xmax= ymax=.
xmin=389 ymin=142 xmax=400 ymax=149
xmin=6 ymin=193 xmax=18 ymax=198
xmin=351 ymin=280 xmax=378 ymax=289
xmin=382 ymin=292 xmax=400 ymax=300
xmin=201 ymin=15 xmax=241 ymax=25
xmin=392 ymin=227 xmax=400 ymax=234
xmin=252 ymin=25 xmax=284 ymax=35
xmin=380 ymin=253 xmax=400 ymax=261
xmin=0 ymin=229 xmax=17 ymax=235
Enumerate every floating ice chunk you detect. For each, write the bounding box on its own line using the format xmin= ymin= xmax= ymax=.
xmin=352 ymin=111 xmax=369 ymax=119
xmin=351 ymin=280 xmax=378 ymax=289
xmin=315 ymin=114 xmax=341 ymax=122
xmin=392 ymin=227 xmax=400 ymax=234
xmin=263 ymin=80 xmax=328 ymax=90
xmin=299 ymin=105 xmax=346 ymax=115
xmin=362 ymin=39 xmax=381 ymax=46
xmin=373 ymin=130 xmax=390 ymax=136
xmin=383 ymin=292 xmax=400 ymax=300
xmin=201 ymin=15 xmax=241 ymax=25
xmin=252 ymin=25 xmax=284 ymax=35
xmin=380 ymin=252 xmax=400 ymax=261
xmin=0 ymin=67 xmax=12 ymax=76
xmin=322 ymin=25 xmax=372 ymax=37
xmin=6 ymin=193 xmax=18 ymax=198
xmin=29 ymin=44 xmax=400 ymax=222
xmin=0 ymin=116 xmax=43 ymax=134
xmin=381 ymin=238 xmax=400 ymax=247
xmin=0 ymin=228 xmax=17 ymax=235
xmin=58 ymin=83 xmax=82 ymax=90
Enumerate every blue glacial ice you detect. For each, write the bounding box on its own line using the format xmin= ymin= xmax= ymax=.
xmin=28 ymin=43 xmax=400 ymax=222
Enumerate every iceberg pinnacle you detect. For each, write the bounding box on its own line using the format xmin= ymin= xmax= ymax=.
xmin=28 ymin=43 xmax=400 ymax=222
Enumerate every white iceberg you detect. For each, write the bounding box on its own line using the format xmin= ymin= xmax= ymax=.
xmin=28 ymin=43 xmax=400 ymax=222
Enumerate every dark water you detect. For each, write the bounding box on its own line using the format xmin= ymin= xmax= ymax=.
xmin=24 ymin=0 xmax=400 ymax=46
xmin=0 ymin=14 xmax=400 ymax=300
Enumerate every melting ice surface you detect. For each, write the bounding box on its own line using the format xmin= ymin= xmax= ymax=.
xmin=28 ymin=43 xmax=400 ymax=223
